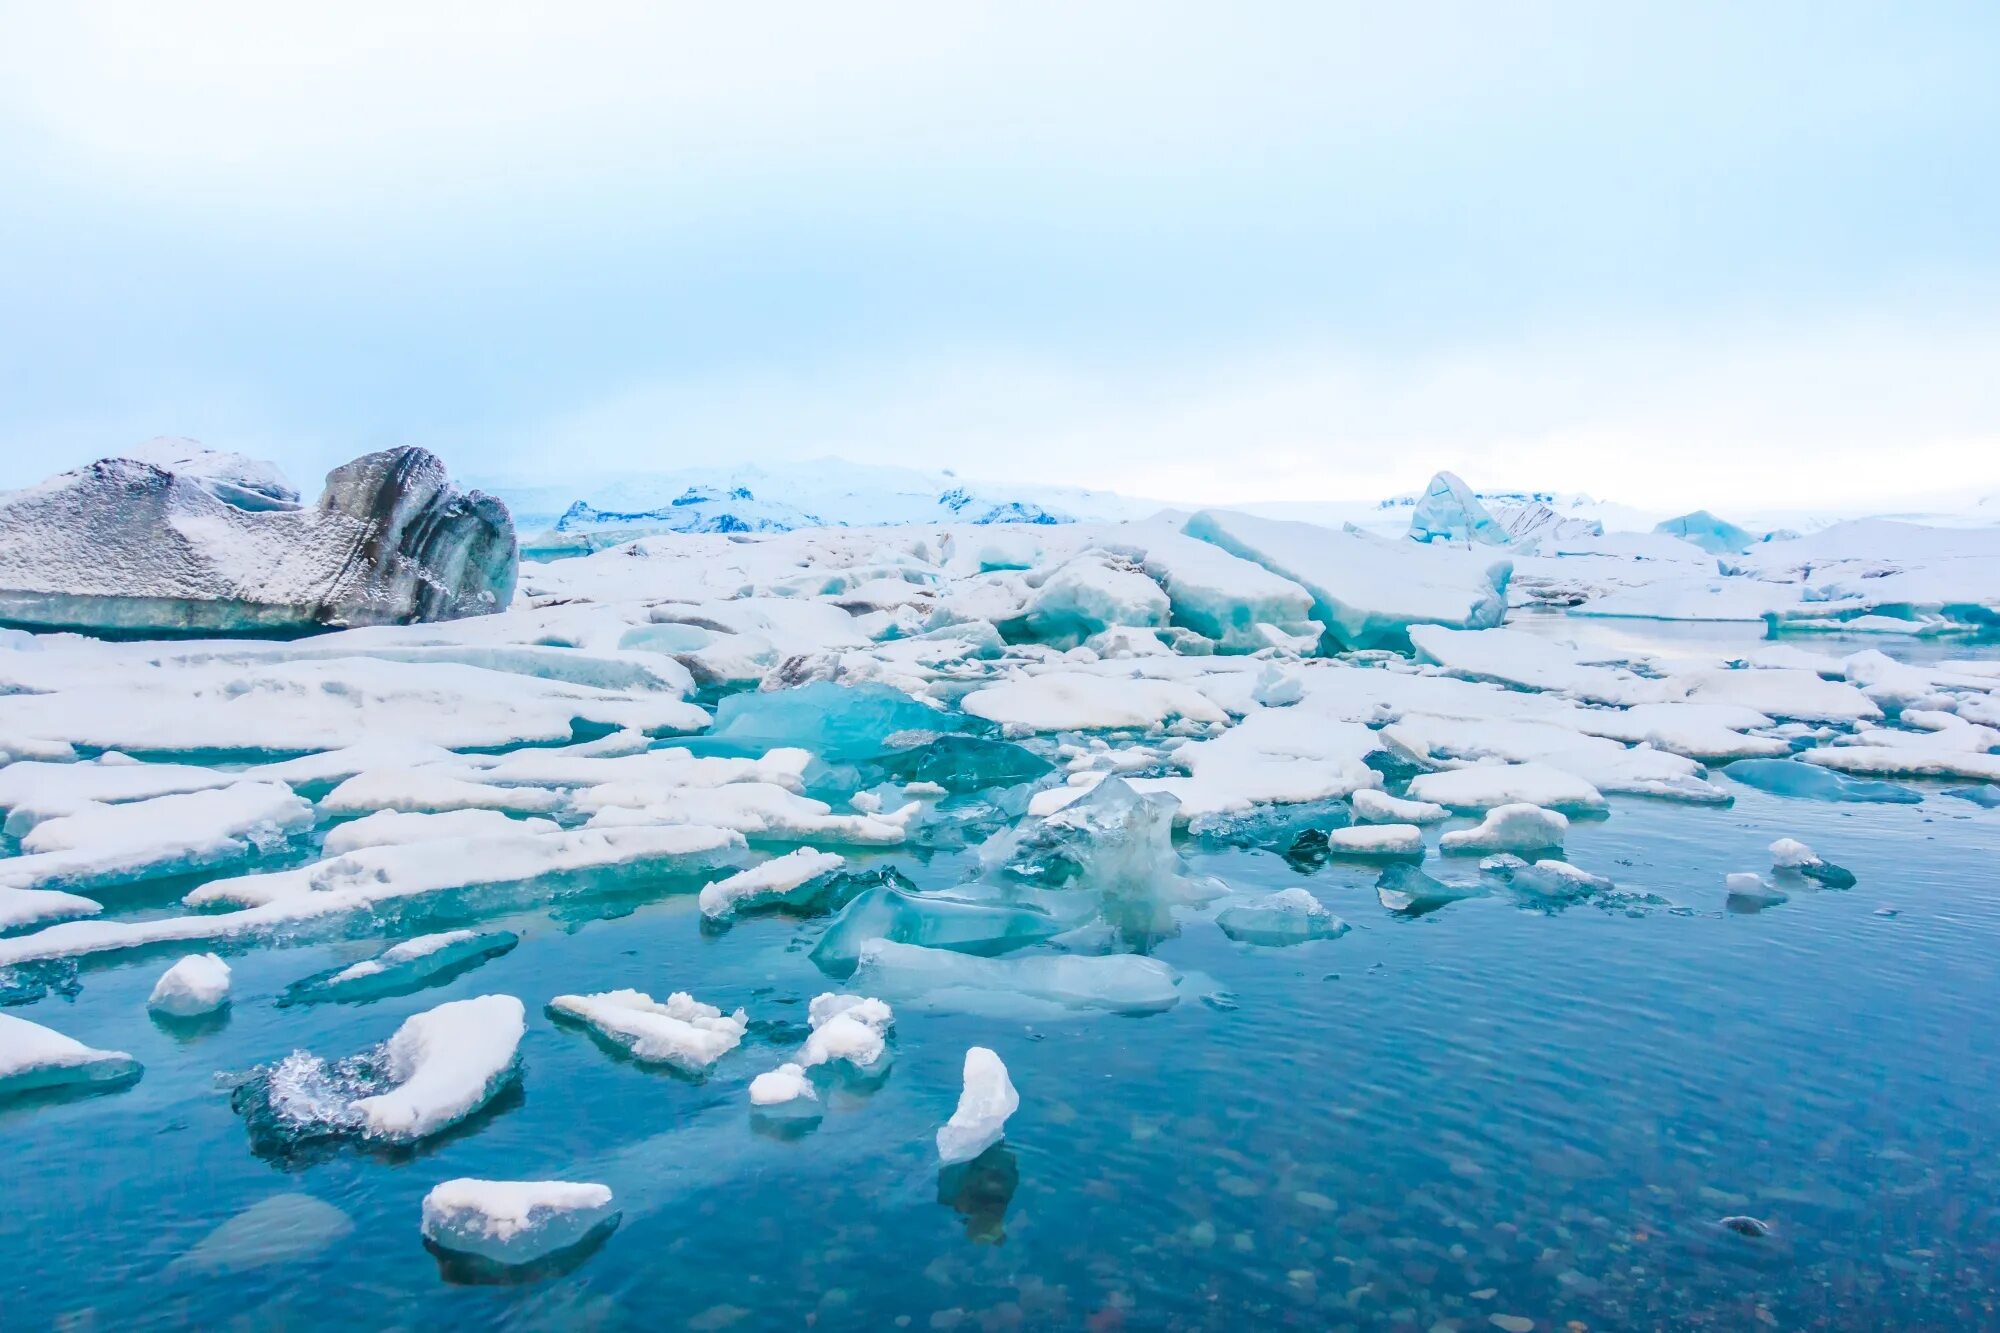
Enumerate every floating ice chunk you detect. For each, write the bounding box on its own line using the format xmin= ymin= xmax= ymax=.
xmin=798 ymin=995 xmax=894 ymax=1073
xmin=937 ymin=1047 xmax=1020 ymax=1165
xmin=582 ymin=783 xmax=913 ymax=846
xmin=1481 ymin=854 xmax=1612 ymax=902
xmin=323 ymin=809 xmax=559 ymax=856
xmin=1678 ymin=668 xmax=1880 ymax=724
xmin=1945 ymin=784 xmax=2000 ymax=808
xmin=1317 ymin=824 xmax=1425 ymax=859
xmin=1383 ymin=712 xmax=1729 ymax=804
xmin=0 ymin=756 xmax=239 ymax=835
xmin=548 ymin=989 xmax=747 ymax=1074
xmin=748 ymin=1063 xmax=820 ymax=1119
xmin=1408 ymin=472 xmax=1509 ymax=546
xmin=1722 ymin=759 xmax=1922 ymax=805
xmin=0 ymin=1012 xmax=141 ymax=1099
xmin=961 ymin=671 xmax=1228 ymax=733
xmin=1101 ymin=523 xmax=1322 ymax=652
xmin=855 ymin=939 xmax=1180 ymax=1016
xmin=148 ymin=953 xmax=231 ymax=1017
xmin=1408 ymin=625 xmax=1666 ymax=706
xmin=1131 ymin=708 xmax=1383 ymax=824
xmin=350 ymin=995 xmax=525 ymax=1143
xmin=698 ymin=848 xmax=847 ymax=920
xmin=1216 ymin=887 xmax=1350 ymax=946
xmin=321 ymin=769 xmax=565 ymax=817
xmin=1183 ymin=507 xmax=1510 ymax=651
xmin=883 ymin=735 xmax=1055 ymax=793
xmin=421 ymin=1179 xmax=619 ymax=1269
xmin=248 ymin=740 xmax=463 ymax=790
xmin=165 ymin=1194 xmax=355 ymax=1277
xmin=810 ymin=886 xmax=1062 ymax=977
xmin=1654 ymin=509 xmax=1755 ymax=555
xmin=1375 ymin=865 xmax=1482 ymax=915
xmin=1769 ymin=837 xmax=1857 ymax=889
xmin=1439 ymin=803 xmax=1569 ymax=854
xmin=1352 ymin=789 xmax=1449 ymax=825
xmin=705 ymin=682 xmax=948 ymax=762
xmin=1801 ymin=745 xmax=2000 ymax=783
xmin=1726 ymin=872 xmax=1788 ymax=906
xmin=0 ymin=887 xmax=101 ymax=932
xmin=0 ymin=782 xmax=314 ymax=893
xmin=282 ymin=930 xmax=519 ymax=1006
xmin=1407 ymin=763 xmax=1605 ymax=814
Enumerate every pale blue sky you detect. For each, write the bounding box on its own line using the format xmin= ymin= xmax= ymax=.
xmin=2 ymin=2 xmax=1996 ymax=508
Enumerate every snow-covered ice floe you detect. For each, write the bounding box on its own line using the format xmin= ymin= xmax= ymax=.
xmin=547 ymin=989 xmax=748 ymax=1074
xmin=281 ymin=930 xmax=520 ymax=1006
xmin=421 ymin=1179 xmax=619 ymax=1273
xmin=1216 ymin=887 xmax=1350 ymax=946
xmin=237 ymin=995 xmax=524 ymax=1147
xmin=148 ymin=953 xmax=232 ymax=1017
xmin=0 ymin=1012 xmax=142 ymax=1100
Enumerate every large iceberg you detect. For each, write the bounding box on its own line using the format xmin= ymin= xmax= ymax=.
xmin=1408 ymin=472 xmax=1509 ymax=546
xmin=0 ymin=445 xmax=516 ymax=635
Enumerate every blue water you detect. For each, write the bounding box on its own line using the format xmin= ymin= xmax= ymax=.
xmin=5 ymin=643 xmax=2000 ymax=1330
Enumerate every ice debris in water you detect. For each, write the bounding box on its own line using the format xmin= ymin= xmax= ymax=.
xmin=1408 ymin=471 xmax=1510 ymax=546
xmin=421 ymin=1179 xmax=619 ymax=1270
xmin=698 ymin=848 xmax=847 ymax=920
xmin=810 ymin=886 xmax=1063 ymax=978
xmin=748 ymin=1063 xmax=821 ymax=1117
xmin=548 ymin=989 xmax=747 ymax=1074
xmin=148 ymin=953 xmax=231 ymax=1018
xmin=281 ymin=930 xmax=520 ymax=1006
xmin=1003 ymin=776 xmax=1222 ymax=944
xmin=1480 ymin=854 xmax=1612 ymax=903
xmin=1723 ymin=759 xmax=1922 ymax=805
xmin=706 ymin=682 xmax=952 ymax=762
xmin=1215 ymin=887 xmax=1349 ymax=947
xmin=1769 ymin=837 xmax=1857 ymax=888
xmin=0 ymin=1011 xmax=142 ymax=1100
xmin=1439 ymin=803 xmax=1569 ymax=854
xmin=241 ymin=994 xmax=524 ymax=1146
xmin=1727 ymin=872 xmax=1788 ymax=907
xmin=855 ymin=940 xmax=1179 ymax=1016
xmin=1318 ymin=824 xmax=1425 ymax=859
xmin=1944 ymin=784 xmax=2000 ymax=808
xmin=1352 ymin=788 xmax=1449 ymax=825
xmin=937 ymin=1047 xmax=1019 ymax=1165
xmin=882 ymin=734 xmax=1054 ymax=793
xmin=1375 ymin=865 xmax=1482 ymax=915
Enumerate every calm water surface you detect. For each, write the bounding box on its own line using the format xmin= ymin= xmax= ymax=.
xmin=4 ymin=628 xmax=1999 ymax=1331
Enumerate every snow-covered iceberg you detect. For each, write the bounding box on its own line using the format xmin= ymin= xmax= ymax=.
xmin=421 ymin=1178 xmax=619 ymax=1272
xmin=0 ymin=445 xmax=516 ymax=635
xmin=0 ymin=1012 xmax=142 ymax=1100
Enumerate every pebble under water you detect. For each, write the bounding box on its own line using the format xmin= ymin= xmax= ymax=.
xmin=5 ymin=634 xmax=2000 ymax=1332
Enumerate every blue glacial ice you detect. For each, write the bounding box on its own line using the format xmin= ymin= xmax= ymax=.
xmin=1723 ymin=758 xmax=1923 ymax=804
xmin=1408 ymin=471 xmax=1511 ymax=546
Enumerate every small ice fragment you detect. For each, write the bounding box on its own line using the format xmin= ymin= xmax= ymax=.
xmin=1718 ymin=1214 xmax=1772 ymax=1238
xmin=937 ymin=1047 xmax=1019 ymax=1165
xmin=148 ymin=953 xmax=231 ymax=1017
xmin=1216 ymin=887 xmax=1349 ymax=947
xmin=1726 ymin=872 xmax=1788 ymax=906
xmin=420 ymin=1178 xmax=618 ymax=1268
xmin=0 ymin=1011 xmax=142 ymax=1100
xmin=548 ymin=989 xmax=747 ymax=1074
xmin=281 ymin=931 xmax=518 ymax=1006
xmin=165 ymin=1194 xmax=355 ymax=1276
xmin=1769 ymin=836 xmax=1857 ymax=889
xmin=1351 ymin=789 xmax=1449 ymax=825
xmin=799 ymin=992 xmax=895 ymax=1072
xmin=1439 ymin=803 xmax=1568 ymax=854
xmin=749 ymin=1062 xmax=819 ymax=1109
xmin=1375 ymin=865 xmax=1481 ymax=915
xmin=697 ymin=848 xmax=847 ymax=920
xmin=1481 ymin=855 xmax=1612 ymax=902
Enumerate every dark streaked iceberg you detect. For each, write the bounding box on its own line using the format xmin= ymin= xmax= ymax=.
xmin=0 ymin=444 xmax=516 ymax=636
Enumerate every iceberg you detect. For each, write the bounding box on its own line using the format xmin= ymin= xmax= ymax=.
xmin=1351 ymin=789 xmax=1448 ymax=825
xmin=352 ymin=995 xmax=526 ymax=1142
xmin=1102 ymin=523 xmax=1323 ymax=652
xmin=937 ymin=1047 xmax=1020 ymax=1165
xmin=1726 ymin=872 xmax=1788 ymax=907
xmin=1406 ymin=762 xmax=1606 ymax=814
xmin=1480 ymin=854 xmax=1612 ymax=903
xmin=1215 ymin=887 xmax=1350 ymax=946
xmin=698 ymin=848 xmax=849 ymax=920
xmin=1316 ymin=823 xmax=1425 ymax=859
xmin=748 ymin=1063 xmax=821 ymax=1123
xmin=0 ymin=1012 xmax=142 ymax=1100
xmin=1769 ymin=837 xmax=1856 ymax=889
xmin=1408 ymin=471 xmax=1509 ymax=546
xmin=280 ymin=930 xmax=519 ymax=1006
xmin=0 ymin=782 xmax=314 ymax=894
xmin=1653 ymin=510 xmax=1756 ymax=555
xmin=0 ymin=445 xmax=516 ymax=635
xmin=421 ymin=1179 xmax=619 ymax=1272
xmin=798 ymin=992 xmax=895 ymax=1073
xmin=1182 ymin=508 xmax=1511 ymax=651
xmin=1944 ymin=784 xmax=2000 ymax=808
xmin=882 ymin=735 xmax=1054 ymax=793
xmin=809 ymin=885 xmax=1062 ymax=977
xmin=548 ymin=989 xmax=747 ymax=1074
xmin=1020 ymin=553 xmax=1170 ymax=648
xmin=148 ymin=953 xmax=232 ymax=1018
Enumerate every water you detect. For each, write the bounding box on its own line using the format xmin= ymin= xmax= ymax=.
xmin=5 ymin=637 xmax=2000 ymax=1330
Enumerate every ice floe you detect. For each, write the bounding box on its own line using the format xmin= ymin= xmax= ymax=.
xmin=148 ymin=953 xmax=232 ymax=1017
xmin=421 ymin=1178 xmax=619 ymax=1270
xmin=937 ymin=1047 xmax=1019 ymax=1165
xmin=0 ymin=1011 xmax=142 ymax=1099
xmin=548 ymin=989 xmax=748 ymax=1073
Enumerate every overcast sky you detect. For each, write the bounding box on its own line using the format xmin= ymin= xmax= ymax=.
xmin=2 ymin=2 xmax=1996 ymax=509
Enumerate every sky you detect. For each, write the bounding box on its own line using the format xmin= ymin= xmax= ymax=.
xmin=1 ymin=2 xmax=1997 ymax=511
